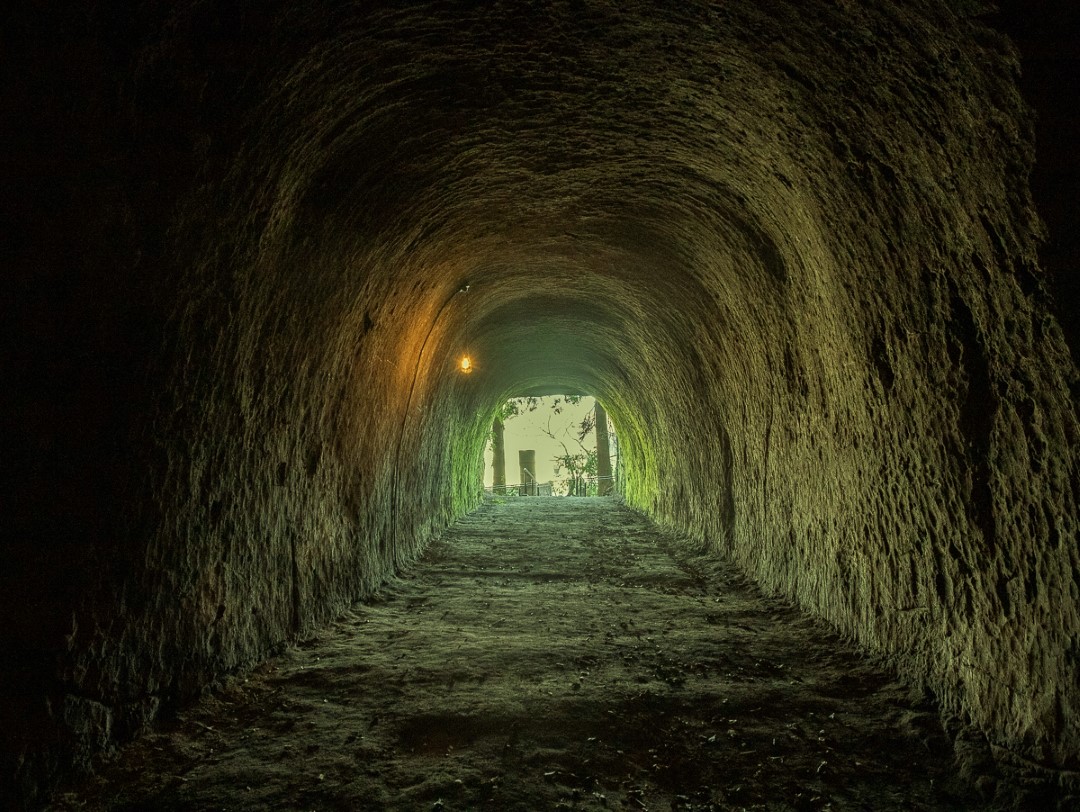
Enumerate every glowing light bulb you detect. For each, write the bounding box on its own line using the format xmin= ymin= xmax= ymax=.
xmin=459 ymin=355 xmax=473 ymax=374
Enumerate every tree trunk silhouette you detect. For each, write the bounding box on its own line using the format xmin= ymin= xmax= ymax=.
xmin=492 ymin=417 xmax=506 ymax=493
xmin=595 ymin=401 xmax=613 ymax=495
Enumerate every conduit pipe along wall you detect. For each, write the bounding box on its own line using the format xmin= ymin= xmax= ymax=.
xmin=4 ymin=0 xmax=1078 ymax=805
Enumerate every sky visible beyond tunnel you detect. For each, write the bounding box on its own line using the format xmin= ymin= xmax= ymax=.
xmin=482 ymin=396 xmax=616 ymax=492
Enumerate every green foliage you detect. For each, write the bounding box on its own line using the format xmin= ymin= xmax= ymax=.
xmin=550 ymin=395 xmax=582 ymax=415
xmin=490 ymin=395 xmax=581 ymax=447
xmin=495 ymin=396 xmax=540 ymax=422
xmin=552 ymin=446 xmax=598 ymax=496
xmin=495 ymin=395 xmax=584 ymax=422
xmin=575 ymin=410 xmax=594 ymax=443
xmin=489 ymin=397 xmax=536 ymax=449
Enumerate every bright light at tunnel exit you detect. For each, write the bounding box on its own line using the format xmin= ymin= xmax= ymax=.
xmin=484 ymin=396 xmax=618 ymax=495
xmin=459 ymin=355 xmax=473 ymax=374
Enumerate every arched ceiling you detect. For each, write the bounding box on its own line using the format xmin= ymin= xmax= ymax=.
xmin=5 ymin=2 xmax=1078 ymax=803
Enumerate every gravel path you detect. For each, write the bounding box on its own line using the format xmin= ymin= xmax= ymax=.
xmin=52 ymin=497 xmax=993 ymax=811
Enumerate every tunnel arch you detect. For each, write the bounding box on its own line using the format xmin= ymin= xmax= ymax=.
xmin=6 ymin=0 xmax=1079 ymax=805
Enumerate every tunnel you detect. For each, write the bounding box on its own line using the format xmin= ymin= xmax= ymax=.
xmin=3 ymin=1 xmax=1078 ymax=807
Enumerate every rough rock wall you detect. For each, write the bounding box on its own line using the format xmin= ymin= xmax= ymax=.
xmin=3 ymin=0 xmax=1077 ymax=806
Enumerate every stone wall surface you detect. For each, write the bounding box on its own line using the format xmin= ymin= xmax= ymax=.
xmin=3 ymin=1 xmax=1077 ymax=806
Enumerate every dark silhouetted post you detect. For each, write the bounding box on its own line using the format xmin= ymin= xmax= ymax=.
xmin=519 ymin=449 xmax=536 ymax=496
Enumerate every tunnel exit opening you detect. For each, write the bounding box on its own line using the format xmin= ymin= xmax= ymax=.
xmin=483 ymin=395 xmax=618 ymax=497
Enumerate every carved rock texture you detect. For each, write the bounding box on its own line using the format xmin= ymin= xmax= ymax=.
xmin=4 ymin=0 xmax=1077 ymax=805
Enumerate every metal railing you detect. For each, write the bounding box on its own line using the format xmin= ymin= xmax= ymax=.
xmin=484 ymin=475 xmax=615 ymax=498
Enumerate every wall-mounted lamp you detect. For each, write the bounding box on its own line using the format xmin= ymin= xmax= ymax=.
xmin=458 ymin=282 xmax=474 ymax=375
xmin=393 ymin=279 xmax=476 ymax=547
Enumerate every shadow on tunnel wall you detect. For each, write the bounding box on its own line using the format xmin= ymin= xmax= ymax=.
xmin=2 ymin=1 xmax=1079 ymax=807
xmin=996 ymin=1 xmax=1080 ymax=357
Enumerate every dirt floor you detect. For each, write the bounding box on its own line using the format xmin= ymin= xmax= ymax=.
xmin=50 ymin=497 xmax=1036 ymax=811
